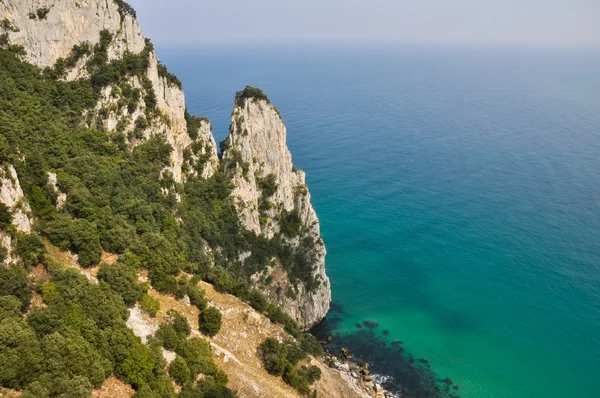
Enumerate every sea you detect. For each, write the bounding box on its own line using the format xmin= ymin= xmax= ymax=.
xmin=157 ymin=43 xmax=600 ymax=398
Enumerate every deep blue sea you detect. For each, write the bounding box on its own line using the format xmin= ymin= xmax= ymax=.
xmin=158 ymin=43 xmax=600 ymax=397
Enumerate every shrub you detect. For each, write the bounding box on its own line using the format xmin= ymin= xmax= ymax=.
xmin=179 ymin=338 xmax=216 ymax=377
xmin=36 ymin=7 xmax=51 ymax=20
xmin=0 ymin=266 xmax=31 ymax=311
xmin=299 ymin=333 xmax=323 ymax=357
xmin=0 ymin=203 xmax=12 ymax=229
xmin=0 ymin=295 xmax=22 ymax=322
xmin=15 ymin=234 xmax=46 ymax=268
xmin=258 ymin=337 xmax=321 ymax=394
xmin=140 ymin=294 xmax=160 ymax=317
xmin=279 ymin=209 xmax=302 ymax=237
xmin=169 ymin=356 xmax=191 ymax=385
xmin=258 ymin=337 xmax=289 ymax=376
xmin=234 ymin=86 xmax=270 ymax=107
xmin=187 ymin=284 xmax=207 ymax=310
xmin=167 ymin=309 xmax=191 ymax=336
xmin=97 ymin=263 xmax=144 ymax=306
xmin=199 ymin=307 xmax=222 ymax=337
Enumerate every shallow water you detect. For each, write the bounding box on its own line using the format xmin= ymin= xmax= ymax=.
xmin=159 ymin=43 xmax=600 ymax=397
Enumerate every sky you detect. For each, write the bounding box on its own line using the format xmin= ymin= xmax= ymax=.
xmin=128 ymin=0 xmax=600 ymax=45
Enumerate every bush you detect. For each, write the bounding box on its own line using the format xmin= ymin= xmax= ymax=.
xmin=167 ymin=309 xmax=191 ymax=336
xmin=199 ymin=307 xmax=222 ymax=337
xmin=0 ymin=203 xmax=12 ymax=229
xmin=234 ymin=86 xmax=270 ymax=107
xmin=187 ymin=284 xmax=207 ymax=310
xmin=47 ymin=217 xmax=102 ymax=267
xmin=14 ymin=234 xmax=46 ymax=268
xmin=36 ymin=7 xmax=51 ymax=20
xmin=258 ymin=337 xmax=289 ymax=376
xmin=97 ymin=263 xmax=143 ymax=306
xmin=0 ymin=295 xmax=22 ymax=322
xmin=258 ymin=336 xmax=321 ymax=394
xmin=299 ymin=333 xmax=323 ymax=357
xmin=169 ymin=356 xmax=191 ymax=385
xmin=0 ymin=266 xmax=31 ymax=312
xmin=279 ymin=209 xmax=302 ymax=237
xmin=140 ymin=294 xmax=160 ymax=317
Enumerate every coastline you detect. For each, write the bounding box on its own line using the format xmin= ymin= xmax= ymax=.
xmin=312 ymin=304 xmax=461 ymax=398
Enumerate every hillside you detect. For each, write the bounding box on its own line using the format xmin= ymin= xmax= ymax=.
xmin=0 ymin=0 xmax=390 ymax=397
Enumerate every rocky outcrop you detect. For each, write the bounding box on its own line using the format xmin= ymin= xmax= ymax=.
xmin=0 ymin=165 xmax=32 ymax=265
xmin=0 ymin=0 xmax=144 ymax=70
xmin=0 ymin=0 xmax=218 ymax=183
xmin=1 ymin=0 xmax=328 ymax=328
xmin=222 ymin=91 xmax=331 ymax=329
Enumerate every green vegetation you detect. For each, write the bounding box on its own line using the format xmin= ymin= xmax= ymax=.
xmin=258 ymin=337 xmax=322 ymax=395
xmin=0 ymin=266 xmax=31 ymax=312
xmin=156 ymin=310 xmax=233 ymax=394
xmin=157 ymin=61 xmax=182 ymax=89
xmin=169 ymin=356 xmax=191 ymax=385
xmin=14 ymin=233 xmax=46 ymax=268
xmin=184 ymin=108 xmax=209 ymax=140
xmin=1 ymin=18 xmax=19 ymax=32
xmin=0 ymin=203 xmax=12 ymax=229
xmin=140 ymin=294 xmax=160 ymax=317
xmin=0 ymin=12 xmax=324 ymax=393
xmin=199 ymin=307 xmax=222 ymax=337
xmin=234 ymin=86 xmax=270 ymax=107
xmin=97 ymin=262 xmax=144 ymax=306
xmin=1 ymin=267 xmax=174 ymax=395
xmin=279 ymin=209 xmax=302 ymax=238
xmin=114 ymin=0 xmax=137 ymax=19
xmin=36 ymin=7 xmax=51 ymax=20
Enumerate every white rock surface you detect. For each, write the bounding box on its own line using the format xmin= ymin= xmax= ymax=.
xmin=0 ymin=0 xmax=145 ymax=70
xmin=222 ymin=98 xmax=331 ymax=329
xmin=1 ymin=0 xmax=218 ymax=183
xmin=0 ymin=165 xmax=32 ymax=266
xmin=47 ymin=171 xmax=67 ymax=208
xmin=126 ymin=306 xmax=158 ymax=344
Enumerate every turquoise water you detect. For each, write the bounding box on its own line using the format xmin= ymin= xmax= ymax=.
xmin=159 ymin=44 xmax=600 ymax=397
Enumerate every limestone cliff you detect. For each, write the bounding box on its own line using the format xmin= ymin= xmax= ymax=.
xmin=0 ymin=0 xmax=218 ymax=183
xmin=0 ymin=165 xmax=32 ymax=265
xmin=1 ymin=0 xmax=329 ymax=329
xmin=222 ymin=90 xmax=331 ymax=329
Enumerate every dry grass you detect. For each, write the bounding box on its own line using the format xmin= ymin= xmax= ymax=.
xmin=0 ymin=388 xmax=21 ymax=397
xmin=91 ymin=376 xmax=134 ymax=398
xmin=31 ymin=243 xmax=368 ymax=398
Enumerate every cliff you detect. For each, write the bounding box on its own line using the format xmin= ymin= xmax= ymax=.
xmin=0 ymin=1 xmax=336 ymax=395
xmin=0 ymin=0 xmax=218 ymax=183
xmin=222 ymin=90 xmax=331 ymax=329
xmin=3 ymin=0 xmax=329 ymax=329
xmin=0 ymin=165 xmax=32 ymax=265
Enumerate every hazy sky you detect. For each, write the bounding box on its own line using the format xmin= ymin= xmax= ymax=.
xmin=128 ymin=0 xmax=599 ymax=45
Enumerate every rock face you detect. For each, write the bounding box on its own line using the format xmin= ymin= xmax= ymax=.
xmin=0 ymin=0 xmax=218 ymax=183
xmin=222 ymin=94 xmax=331 ymax=329
xmin=0 ymin=165 xmax=32 ymax=266
xmin=0 ymin=0 xmax=145 ymax=69
xmin=1 ymin=0 xmax=329 ymax=328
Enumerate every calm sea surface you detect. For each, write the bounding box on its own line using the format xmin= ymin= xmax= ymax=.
xmin=158 ymin=43 xmax=600 ymax=397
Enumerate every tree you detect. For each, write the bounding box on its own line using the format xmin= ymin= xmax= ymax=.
xmin=0 ymin=320 xmax=43 ymax=389
xmin=187 ymin=284 xmax=207 ymax=310
xmin=140 ymin=294 xmax=160 ymax=317
xmin=169 ymin=356 xmax=191 ymax=385
xmin=15 ymin=233 xmax=46 ymax=268
xmin=0 ymin=203 xmax=12 ymax=229
xmin=199 ymin=307 xmax=222 ymax=337
xmin=0 ymin=295 xmax=22 ymax=322
xmin=167 ymin=309 xmax=191 ymax=336
xmin=0 ymin=266 xmax=32 ymax=311
xmin=97 ymin=263 xmax=144 ymax=306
